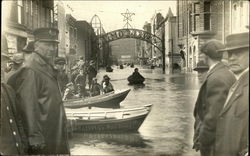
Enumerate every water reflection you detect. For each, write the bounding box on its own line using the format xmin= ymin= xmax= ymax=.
xmin=71 ymin=132 xmax=151 ymax=148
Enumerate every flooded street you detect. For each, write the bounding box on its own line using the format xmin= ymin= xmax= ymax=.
xmin=68 ymin=66 xmax=201 ymax=156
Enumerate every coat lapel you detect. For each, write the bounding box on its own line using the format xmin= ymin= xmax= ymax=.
xmin=29 ymin=53 xmax=57 ymax=81
xmin=220 ymin=71 xmax=249 ymax=116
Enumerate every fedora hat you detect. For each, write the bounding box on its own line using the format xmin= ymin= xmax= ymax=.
xmin=200 ymin=40 xmax=224 ymax=59
xmin=218 ymin=32 xmax=249 ymax=52
xmin=103 ymin=75 xmax=110 ymax=80
xmin=22 ymin=41 xmax=35 ymax=53
xmin=33 ymin=28 xmax=59 ymax=43
xmin=12 ymin=53 xmax=24 ymax=64
xmin=54 ymin=57 xmax=66 ymax=65
xmin=66 ymin=82 xmax=74 ymax=87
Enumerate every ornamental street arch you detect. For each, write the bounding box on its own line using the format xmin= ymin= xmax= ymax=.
xmin=99 ymin=28 xmax=166 ymax=73
xmin=100 ymin=28 xmax=163 ymax=51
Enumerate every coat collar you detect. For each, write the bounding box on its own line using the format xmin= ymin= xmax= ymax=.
xmin=200 ymin=62 xmax=226 ymax=87
xmin=25 ymin=53 xmax=57 ymax=80
xmin=220 ymin=71 xmax=249 ymax=115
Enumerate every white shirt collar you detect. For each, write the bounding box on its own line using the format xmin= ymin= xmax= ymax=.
xmin=235 ymin=67 xmax=249 ymax=80
xmin=207 ymin=62 xmax=219 ymax=73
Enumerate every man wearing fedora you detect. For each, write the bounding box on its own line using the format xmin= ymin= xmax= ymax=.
xmin=193 ymin=40 xmax=236 ymax=156
xmin=7 ymin=28 xmax=70 ymax=154
xmin=214 ymin=32 xmax=249 ymax=156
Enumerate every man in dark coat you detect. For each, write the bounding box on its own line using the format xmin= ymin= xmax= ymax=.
xmin=7 ymin=28 xmax=70 ymax=155
xmin=0 ymin=35 xmax=28 ymax=155
xmin=215 ymin=32 xmax=249 ymax=156
xmin=193 ymin=40 xmax=236 ymax=156
xmin=54 ymin=57 xmax=69 ymax=94
xmin=87 ymin=60 xmax=97 ymax=89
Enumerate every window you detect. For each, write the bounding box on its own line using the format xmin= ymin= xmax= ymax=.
xmin=50 ymin=10 xmax=54 ymax=24
xmin=17 ymin=0 xmax=24 ymax=24
xmin=194 ymin=15 xmax=199 ymax=31
xmin=204 ymin=2 xmax=211 ymax=30
xmin=193 ymin=2 xmax=200 ymax=32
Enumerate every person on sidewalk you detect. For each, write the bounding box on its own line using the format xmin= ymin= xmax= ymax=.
xmin=215 ymin=32 xmax=249 ymax=156
xmin=193 ymin=40 xmax=236 ymax=156
xmin=7 ymin=28 xmax=70 ymax=155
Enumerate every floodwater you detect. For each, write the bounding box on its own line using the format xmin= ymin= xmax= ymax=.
xmin=67 ymin=66 xmax=201 ymax=156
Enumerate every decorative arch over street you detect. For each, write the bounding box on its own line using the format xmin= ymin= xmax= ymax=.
xmin=100 ymin=28 xmax=163 ymax=51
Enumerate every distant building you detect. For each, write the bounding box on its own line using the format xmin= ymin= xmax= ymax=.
xmin=164 ymin=8 xmax=181 ymax=73
xmin=54 ymin=1 xmax=66 ymax=58
xmin=154 ymin=13 xmax=165 ymax=67
xmin=110 ymin=38 xmax=137 ymax=65
xmin=3 ymin=0 xmax=54 ymax=55
xmin=76 ymin=20 xmax=98 ymax=64
xmin=65 ymin=14 xmax=78 ymax=69
xmin=136 ymin=22 xmax=152 ymax=65
xmin=177 ymin=0 xmax=249 ymax=72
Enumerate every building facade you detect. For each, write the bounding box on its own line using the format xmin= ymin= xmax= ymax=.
xmin=54 ymin=1 xmax=66 ymax=58
xmin=76 ymin=21 xmax=98 ymax=64
xmin=153 ymin=13 xmax=165 ymax=67
xmin=164 ymin=8 xmax=182 ymax=73
xmin=177 ymin=0 xmax=249 ymax=72
xmin=110 ymin=38 xmax=137 ymax=65
xmin=3 ymin=0 xmax=54 ymax=56
xmin=136 ymin=22 xmax=152 ymax=65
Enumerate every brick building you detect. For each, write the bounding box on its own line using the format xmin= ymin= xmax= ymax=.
xmin=76 ymin=21 xmax=98 ymax=64
xmin=2 ymin=0 xmax=54 ymax=56
xmin=177 ymin=0 xmax=249 ymax=72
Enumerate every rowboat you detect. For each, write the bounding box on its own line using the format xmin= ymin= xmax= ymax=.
xmin=64 ymin=89 xmax=130 ymax=109
xmin=66 ymin=104 xmax=152 ymax=132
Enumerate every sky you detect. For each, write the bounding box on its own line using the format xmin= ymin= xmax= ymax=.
xmin=61 ymin=1 xmax=176 ymax=32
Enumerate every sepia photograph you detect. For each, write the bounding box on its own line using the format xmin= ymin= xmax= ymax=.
xmin=1 ymin=0 xmax=249 ymax=155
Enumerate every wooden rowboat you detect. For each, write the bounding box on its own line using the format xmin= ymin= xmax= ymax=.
xmin=64 ymin=89 xmax=131 ymax=109
xmin=66 ymin=104 xmax=152 ymax=132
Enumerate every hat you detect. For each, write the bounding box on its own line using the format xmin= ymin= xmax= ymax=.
xmin=33 ymin=28 xmax=59 ymax=43
xmin=54 ymin=57 xmax=66 ymax=65
xmin=12 ymin=53 xmax=24 ymax=64
xmin=22 ymin=41 xmax=34 ymax=53
xmin=193 ymin=61 xmax=209 ymax=71
xmin=200 ymin=40 xmax=224 ymax=59
xmin=66 ymin=82 xmax=74 ymax=87
xmin=103 ymin=75 xmax=110 ymax=80
xmin=218 ymin=32 xmax=249 ymax=52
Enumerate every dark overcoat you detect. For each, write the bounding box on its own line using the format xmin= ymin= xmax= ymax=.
xmin=0 ymin=83 xmax=28 ymax=155
xmin=215 ymin=71 xmax=249 ymax=156
xmin=7 ymin=53 xmax=70 ymax=154
xmin=193 ymin=63 xmax=236 ymax=153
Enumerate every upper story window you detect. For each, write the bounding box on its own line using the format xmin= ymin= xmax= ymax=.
xmin=204 ymin=1 xmax=211 ymax=30
xmin=17 ymin=0 xmax=24 ymax=24
xmin=193 ymin=2 xmax=200 ymax=32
